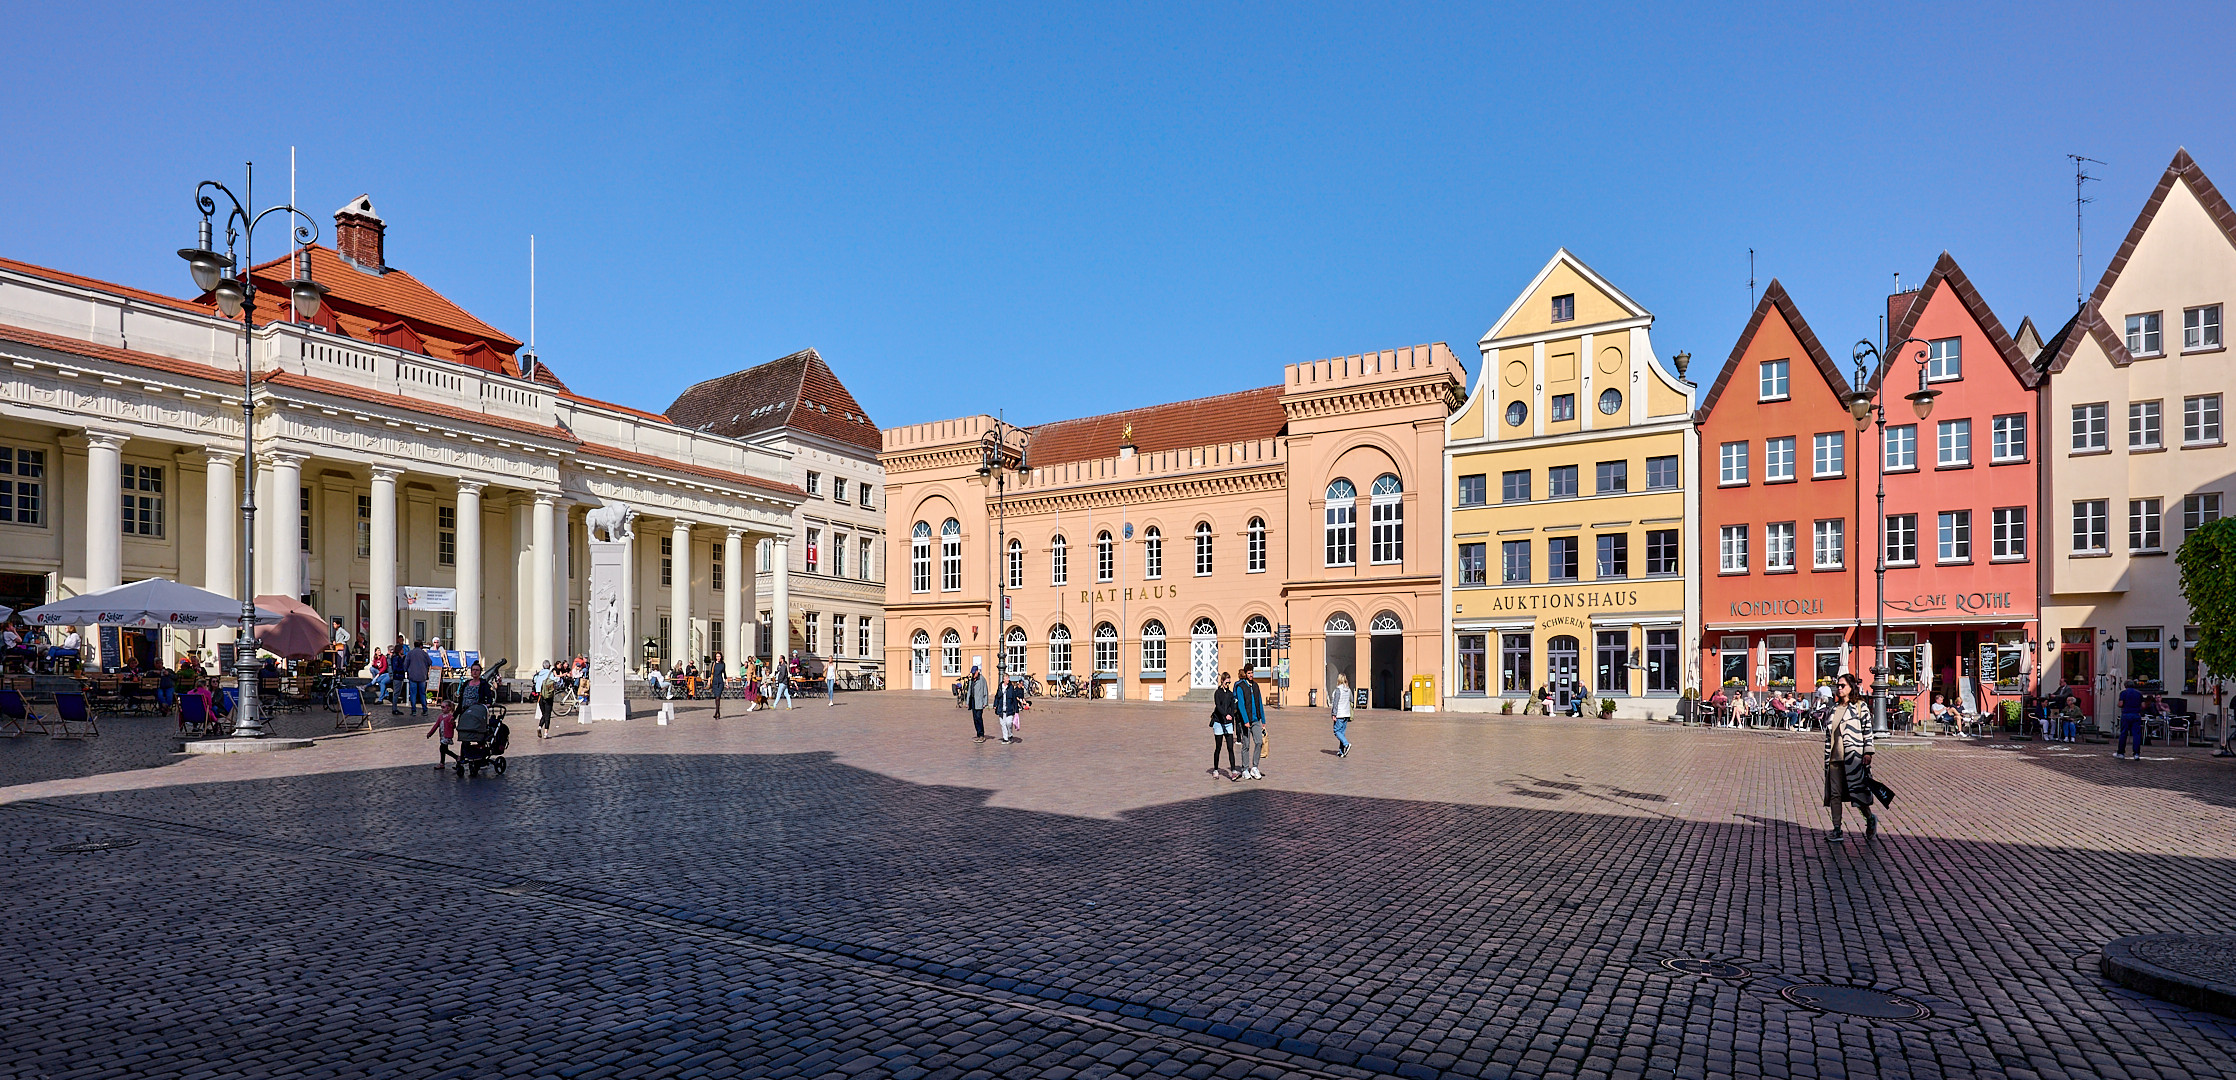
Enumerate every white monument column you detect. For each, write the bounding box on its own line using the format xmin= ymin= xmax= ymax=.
xmin=619 ymin=531 xmax=636 ymax=672
xmin=772 ymin=536 xmax=790 ymax=661
xmin=584 ymin=509 xmax=630 ymax=723
xmin=369 ymin=467 xmax=400 ymax=652
xmin=723 ymin=527 xmax=744 ymax=669
xmin=267 ymin=451 xmax=305 ymax=599
xmin=671 ymin=519 xmax=694 ymax=664
xmin=531 ymin=493 xmax=559 ymax=670
xmin=202 ymin=450 xmax=238 ymax=599
xmin=454 ymin=480 xmax=485 ymax=654
xmin=83 ymin=431 xmax=127 ymax=593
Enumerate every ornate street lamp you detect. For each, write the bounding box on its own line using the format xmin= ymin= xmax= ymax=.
xmin=178 ymin=164 xmax=326 ymax=738
xmin=975 ymin=420 xmax=1027 ymax=682
xmin=1847 ymin=337 xmax=1937 ymax=733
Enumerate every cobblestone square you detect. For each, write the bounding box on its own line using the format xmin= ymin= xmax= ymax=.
xmin=2 ymin=693 xmax=2234 ymax=1079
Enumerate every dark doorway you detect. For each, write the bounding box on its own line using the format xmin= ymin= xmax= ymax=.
xmin=1548 ymin=635 xmax=1581 ymax=713
xmin=1369 ymin=611 xmax=1403 ymax=709
xmin=1324 ymin=614 xmax=1355 ymax=708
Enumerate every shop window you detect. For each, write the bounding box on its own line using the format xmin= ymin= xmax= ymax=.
xmin=1993 ymin=631 xmax=2024 ymax=691
xmin=1887 ymin=632 xmax=1919 ymax=688
xmin=1457 ymin=633 xmax=1487 ymax=694
xmin=1719 ymin=636 xmax=1748 ymax=687
xmin=2126 ymin=627 xmax=2162 ymax=690
xmin=1595 ymin=631 xmax=1629 ymax=695
xmin=1500 ymin=634 xmax=1532 ymax=694
xmin=1765 ymin=635 xmax=1797 ymax=688
xmin=1646 ymin=629 xmax=1679 ymax=694
xmin=1814 ymin=634 xmax=1844 ymax=685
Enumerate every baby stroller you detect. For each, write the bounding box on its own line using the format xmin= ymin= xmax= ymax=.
xmin=454 ymin=659 xmax=512 ymax=777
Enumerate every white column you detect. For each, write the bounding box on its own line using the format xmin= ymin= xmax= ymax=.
xmin=671 ymin=519 xmax=694 ymax=664
xmin=83 ymin=431 xmax=126 ymax=594
xmin=369 ymin=467 xmax=400 ymax=654
xmin=267 ymin=451 xmax=305 ymax=599
xmin=619 ymin=531 xmax=636 ymax=672
xmin=723 ymin=527 xmax=745 ymax=670
xmin=554 ymin=502 xmax=573 ymax=660
xmin=772 ymin=536 xmax=790 ymax=661
xmin=202 ymin=450 xmax=238 ymax=601
xmin=455 ymin=480 xmax=485 ymax=654
xmin=532 ymin=492 xmax=558 ymax=670
xmin=252 ymin=458 xmax=272 ymax=594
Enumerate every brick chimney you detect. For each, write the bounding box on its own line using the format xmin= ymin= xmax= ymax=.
xmin=333 ymin=194 xmax=386 ymax=271
xmin=1887 ymin=287 xmax=1922 ymax=333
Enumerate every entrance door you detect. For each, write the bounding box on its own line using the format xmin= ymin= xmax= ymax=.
xmin=1190 ymin=619 xmax=1219 ymax=690
xmin=1369 ymin=611 xmax=1403 ymax=709
xmin=1548 ymin=635 xmax=1581 ymax=713
xmin=1324 ymin=613 xmax=1356 ymax=707
xmin=910 ymin=631 xmax=931 ymax=690
xmin=2060 ymin=637 xmax=2095 ymax=717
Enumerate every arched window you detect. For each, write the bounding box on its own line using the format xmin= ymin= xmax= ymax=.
xmin=1006 ymin=537 xmax=1023 ymax=590
xmin=1325 ymin=479 xmax=1357 ymax=567
xmin=940 ymin=519 xmax=962 ymax=591
xmin=1371 ymin=611 xmax=1403 ymax=634
xmin=909 ymin=522 xmax=931 ymax=593
xmin=1096 ymin=530 xmax=1114 ymax=583
xmin=1093 ymin=622 xmax=1118 ymax=673
xmin=1050 ymin=534 xmax=1068 ymax=586
xmin=1048 ymin=624 xmax=1073 ymax=676
xmin=911 ymin=630 xmax=931 ymax=677
xmin=1143 ymin=526 xmax=1163 ymax=579
xmin=1325 ymin=612 xmax=1355 ymax=633
xmin=1141 ymin=619 xmax=1167 ymax=673
xmin=1004 ymin=626 xmax=1027 ymax=676
xmin=1370 ymin=474 xmax=1404 ymax=564
xmin=1195 ymin=522 xmax=1214 ymax=576
xmin=1247 ymin=517 xmax=1267 ymax=573
xmin=1244 ymin=616 xmax=1273 ymax=669
xmin=940 ymin=629 xmax=961 ymax=676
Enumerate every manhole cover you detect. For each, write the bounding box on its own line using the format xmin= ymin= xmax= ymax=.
xmin=1662 ymin=957 xmax=1751 ymax=979
xmin=1780 ymin=983 xmax=1931 ymax=1020
xmin=50 ymin=838 xmax=139 ymax=853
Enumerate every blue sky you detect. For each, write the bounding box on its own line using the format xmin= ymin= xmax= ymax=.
xmin=6 ymin=3 xmax=2232 ymax=430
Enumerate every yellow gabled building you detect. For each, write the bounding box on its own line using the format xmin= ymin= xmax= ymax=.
xmin=1443 ymin=250 xmax=1700 ymax=715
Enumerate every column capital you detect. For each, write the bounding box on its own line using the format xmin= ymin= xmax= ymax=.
xmin=263 ymin=449 xmax=309 ymax=469
xmin=70 ymin=428 xmax=131 ymax=452
xmin=725 ymin=526 xmax=746 ymax=541
xmin=533 ymin=490 xmax=561 ymax=507
xmin=200 ymin=447 xmax=242 ymax=468
xmin=457 ymin=478 xmax=489 ymax=496
xmin=369 ymin=465 xmax=404 ymax=483
xmin=773 ymin=535 xmax=790 ymax=548
xmin=671 ymin=518 xmax=698 ymax=532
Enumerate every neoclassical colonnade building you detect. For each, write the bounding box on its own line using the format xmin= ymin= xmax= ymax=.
xmin=0 ymin=197 xmax=802 ymax=673
xmin=882 ymin=345 xmax=1464 ymax=709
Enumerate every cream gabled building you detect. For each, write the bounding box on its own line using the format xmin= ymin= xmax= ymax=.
xmin=1444 ymin=250 xmax=1700 ymax=715
xmin=0 ymin=198 xmax=803 ymax=673
xmin=2038 ymin=149 xmax=2236 ymax=719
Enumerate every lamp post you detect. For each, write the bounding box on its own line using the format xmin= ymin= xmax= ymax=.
xmin=1846 ymin=337 xmax=1939 ymax=733
xmin=974 ymin=419 xmax=1026 ymax=684
xmin=177 ymin=164 xmax=328 ymax=738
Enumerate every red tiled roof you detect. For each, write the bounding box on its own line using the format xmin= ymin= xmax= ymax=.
xmin=575 ymin=441 xmax=806 ymax=500
xmin=1024 ymin=385 xmax=1287 ymax=468
xmin=1876 ymin=252 xmax=2038 ymax=390
xmin=665 ymin=348 xmax=881 ymax=454
xmin=2042 ymin=148 xmax=2236 ymax=375
xmin=559 ymin=389 xmax=669 ymax=424
xmin=0 ymin=321 xmax=239 ymax=383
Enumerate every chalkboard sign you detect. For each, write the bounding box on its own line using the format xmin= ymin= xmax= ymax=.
xmin=98 ymin=626 xmax=120 ymax=670
xmin=217 ymin=642 xmax=237 ymax=673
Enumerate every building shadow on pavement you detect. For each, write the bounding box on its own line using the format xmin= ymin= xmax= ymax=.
xmin=10 ymin=750 xmax=2236 ymax=1080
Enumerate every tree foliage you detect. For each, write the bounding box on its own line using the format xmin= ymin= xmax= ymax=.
xmin=2177 ymin=517 xmax=2236 ymax=681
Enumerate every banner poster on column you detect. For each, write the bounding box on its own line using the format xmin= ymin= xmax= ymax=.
xmin=398 ymin=587 xmax=457 ymax=613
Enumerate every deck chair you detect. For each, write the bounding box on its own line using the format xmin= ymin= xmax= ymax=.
xmin=334 ymin=687 xmax=370 ymax=732
xmin=0 ymin=688 xmax=41 ymax=738
xmin=178 ymin=694 xmax=211 ymax=736
xmin=51 ymin=691 xmax=98 ymax=739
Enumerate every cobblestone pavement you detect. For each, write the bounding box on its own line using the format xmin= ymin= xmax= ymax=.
xmin=4 ymin=692 xmax=2235 ymax=1079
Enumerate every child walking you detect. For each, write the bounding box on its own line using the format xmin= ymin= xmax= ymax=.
xmin=426 ymin=702 xmax=457 ymax=770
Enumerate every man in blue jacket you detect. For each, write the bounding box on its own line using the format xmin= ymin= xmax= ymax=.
xmin=1235 ymin=662 xmax=1267 ymax=780
xmin=398 ymin=641 xmax=433 ymax=717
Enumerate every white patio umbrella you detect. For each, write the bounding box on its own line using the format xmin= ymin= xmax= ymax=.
xmin=20 ymin=578 xmax=283 ymax=630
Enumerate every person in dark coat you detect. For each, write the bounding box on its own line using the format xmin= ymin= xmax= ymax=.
xmin=965 ymin=665 xmax=990 ymax=740
xmin=1210 ymin=672 xmax=1241 ymax=779
xmin=398 ymin=641 xmax=433 ymax=716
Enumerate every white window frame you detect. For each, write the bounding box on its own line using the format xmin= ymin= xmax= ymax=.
xmin=939 ymin=519 xmax=962 ymax=592
xmin=1006 ymin=537 xmax=1023 ymax=590
xmin=1719 ymin=442 xmax=1748 ymax=485
xmin=1142 ymin=526 xmax=1163 ymax=580
xmin=1048 ymin=625 xmax=1073 ymax=676
xmin=1813 ymin=519 xmax=1844 ymax=569
xmin=1324 ymin=479 xmax=1357 ymax=567
xmin=1369 ymin=474 xmax=1403 ymax=564
xmin=1765 ymin=521 xmax=1795 ymax=572
xmin=1885 ymin=514 xmax=1918 ymax=566
xmin=910 ymin=522 xmax=931 ymax=593
xmin=941 ymin=630 xmax=961 ymax=676
xmin=1937 ymin=510 xmax=1972 ymax=564
xmin=1718 ymin=525 xmax=1749 ymax=573
xmin=2185 ymin=394 xmax=2223 ymax=446
xmin=2127 ymin=312 xmax=2163 ymax=356
xmin=1050 ymin=534 xmax=1068 ymax=586
xmin=1886 ymin=425 xmax=1917 ymax=471
xmin=2130 ymin=498 xmax=2163 ymax=553
xmin=1936 ymin=419 xmax=1971 ymax=467
xmin=1812 ymin=432 xmax=1844 ymax=478
xmin=1926 ymin=337 xmax=1962 ymax=382
xmin=2185 ymin=304 xmax=2223 ymax=352
xmin=2074 ymin=500 xmax=2108 ymax=554
xmin=2130 ymin=400 xmax=2163 ymax=450
xmin=1991 ymin=506 xmax=2026 ymax=560
xmin=1764 ymin=437 xmax=1796 ymax=482
xmin=1991 ymin=414 xmax=2026 ymax=463
xmin=1759 ymin=358 xmax=1790 ymax=401
xmin=1195 ymin=521 xmax=1215 ymax=576
xmin=2183 ymin=493 xmax=2223 ymax=539
xmin=1247 ymin=518 xmax=1267 ymax=573
xmin=1140 ymin=620 xmax=1166 ymax=674
xmin=1097 ymin=531 xmax=1114 ymax=583
xmin=2072 ymin=403 xmax=2110 ymax=452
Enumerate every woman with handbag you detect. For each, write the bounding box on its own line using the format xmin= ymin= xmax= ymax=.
xmin=1210 ymin=672 xmax=1241 ymax=780
xmin=1823 ymin=672 xmax=1886 ymax=841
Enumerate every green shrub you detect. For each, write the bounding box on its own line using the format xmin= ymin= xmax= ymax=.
xmin=1500 ymin=699 xmax=1515 ymax=715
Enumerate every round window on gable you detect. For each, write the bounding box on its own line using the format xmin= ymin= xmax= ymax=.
xmin=1505 ymin=401 xmax=1528 ymax=427
xmin=1599 ymin=388 xmax=1622 ymax=415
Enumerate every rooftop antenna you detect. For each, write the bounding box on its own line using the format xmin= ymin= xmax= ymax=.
xmin=1747 ymin=248 xmax=1756 ymax=308
xmin=2069 ymin=154 xmax=2105 ymax=309
xmin=522 ymin=234 xmax=538 ymax=383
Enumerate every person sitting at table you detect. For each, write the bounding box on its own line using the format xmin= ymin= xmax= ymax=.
xmin=176 ymin=653 xmax=203 ymax=691
xmin=156 ymin=664 xmax=178 ymax=711
xmin=48 ymin=626 xmax=82 ymax=670
xmin=1769 ymin=691 xmax=1795 ymax=725
xmin=259 ymin=655 xmax=282 ymax=684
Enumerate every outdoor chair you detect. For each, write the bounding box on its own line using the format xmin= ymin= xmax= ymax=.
xmin=50 ymin=691 xmax=98 ymax=739
xmin=0 ymin=688 xmax=41 ymax=738
xmin=178 ymin=694 xmax=212 ymax=736
xmin=2166 ymin=700 xmax=2194 ymax=747
xmin=334 ymin=687 xmax=370 ymax=732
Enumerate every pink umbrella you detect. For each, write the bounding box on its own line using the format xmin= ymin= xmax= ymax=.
xmin=252 ymin=594 xmax=331 ymax=661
